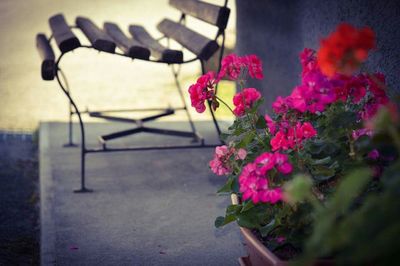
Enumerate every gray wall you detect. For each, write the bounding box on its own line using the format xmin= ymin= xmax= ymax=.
xmin=236 ymin=0 xmax=400 ymax=111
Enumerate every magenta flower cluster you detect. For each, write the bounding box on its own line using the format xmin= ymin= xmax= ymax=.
xmin=188 ymin=72 xmax=217 ymax=113
xmin=239 ymin=152 xmax=293 ymax=204
xmin=232 ymin=88 xmax=262 ymax=116
xmin=270 ymin=122 xmax=317 ymax=151
xmin=272 ymin=48 xmax=389 ymax=120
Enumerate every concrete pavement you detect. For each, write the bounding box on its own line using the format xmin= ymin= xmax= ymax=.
xmin=40 ymin=121 xmax=245 ymax=265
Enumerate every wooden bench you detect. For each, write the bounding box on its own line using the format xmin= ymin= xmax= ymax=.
xmin=35 ymin=0 xmax=230 ymax=192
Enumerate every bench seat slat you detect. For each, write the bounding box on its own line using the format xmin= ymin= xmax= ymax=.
xmin=76 ymin=17 xmax=116 ymax=53
xmin=49 ymin=14 xmax=80 ymax=53
xmin=36 ymin=34 xmax=56 ymax=80
xmin=169 ymin=0 xmax=230 ymax=29
xmin=103 ymin=23 xmax=150 ymax=60
xmin=157 ymin=19 xmax=218 ymax=61
xmin=129 ymin=25 xmax=183 ymax=63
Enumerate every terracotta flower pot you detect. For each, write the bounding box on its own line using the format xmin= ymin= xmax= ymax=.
xmin=231 ymin=194 xmax=287 ymax=266
xmin=231 ymin=194 xmax=332 ymax=266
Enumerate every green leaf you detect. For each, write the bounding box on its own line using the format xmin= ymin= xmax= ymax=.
xmin=332 ymin=111 xmax=357 ymax=127
xmin=215 ymin=203 xmax=244 ymax=228
xmin=214 ymin=214 xmax=237 ymax=228
xmin=241 ymin=201 xmax=255 ymax=213
xmin=217 ymin=177 xmax=234 ymax=193
xmin=259 ymin=219 xmax=276 ymax=237
xmin=255 ymin=116 xmax=267 ymax=129
xmin=237 ymin=214 xmax=260 ymax=228
xmin=311 ymin=165 xmax=336 ymax=181
xmin=233 ymin=127 xmax=246 ymax=136
xmin=306 ymin=140 xmax=339 ymax=158
xmin=236 ymin=132 xmax=256 ymax=148
xmin=330 ymin=168 xmax=372 ymax=214
xmin=307 ymin=139 xmax=326 ymax=155
xmin=226 ymin=204 xmax=242 ymax=215
xmin=214 ymin=216 xmax=226 ymax=228
xmin=311 ymin=156 xmax=332 ymax=165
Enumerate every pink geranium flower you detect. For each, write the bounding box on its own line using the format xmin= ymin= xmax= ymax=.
xmin=236 ymin=148 xmax=247 ymax=160
xmin=368 ymin=149 xmax=379 ymax=160
xmin=239 ymin=163 xmax=261 ymax=201
xmin=286 ymin=87 xmax=307 ymax=113
xmin=264 ymin=114 xmax=277 ymax=135
xmin=272 ymin=96 xmax=290 ymax=114
xmin=270 ymin=131 xmax=289 ymax=151
xmin=218 ymin=54 xmax=244 ymax=81
xmin=232 ymin=88 xmax=262 ymax=116
xmin=275 ymin=236 xmax=286 ymax=244
xmin=244 ymin=54 xmax=264 ymax=79
xmin=188 ymin=83 xmax=208 ymax=113
xmin=271 ymin=122 xmax=317 ymax=151
xmin=239 ymin=163 xmax=283 ymax=205
xmin=209 ymin=146 xmax=247 ymax=176
xmin=254 ymin=152 xmax=293 ymax=175
xmin=274 ymin=153 xmax=293 ymax=174
xmin=218 ymin=54 xmax=264 ymax=81
xmin=300 ymin=48 xmax=317 ymax=76
xmin=255 ymin=152 xmax=276 ymax=174
xmin=188 ymin=71 xmax=216 ymax=113
xmin=286 ymin=125 xmax=304 ymax=149
xmin=301 ymin=122 xmax=317 ymax=138
xmin=209 ymin=145 xmax=232 ymax=176
xmin=260 ymin=188 xmax=283 ymax=204
xmin=352 ymin=128 xmax=373 ymax=140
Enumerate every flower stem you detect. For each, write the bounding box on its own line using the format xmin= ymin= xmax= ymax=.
xmin=347 ymin=132 xmax=356 ymax=159
xmin=215 ymin=95 xmax=234 ymax=114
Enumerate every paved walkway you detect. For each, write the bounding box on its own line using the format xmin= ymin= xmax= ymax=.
xmin=40 ymin=122 xmax=245 ymax=265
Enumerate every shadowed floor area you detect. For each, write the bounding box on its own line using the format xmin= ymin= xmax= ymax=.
xmin=0 ymin=134 xmax=39 ymax=265
xmin=40 ymin=121 xmax=245 ymax=265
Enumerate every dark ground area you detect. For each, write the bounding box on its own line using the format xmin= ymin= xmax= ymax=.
xmin=0 ymin=132 xmax=39 ymax=265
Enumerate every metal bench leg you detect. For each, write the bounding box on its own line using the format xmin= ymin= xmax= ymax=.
xmin=63 ymin=103 xmax=79 ymax=147
xmin=59 ymin=69 xmax=78 ymax=148
xmin=200 ymin=59 xmax=222 ymax=139
xmin=56 ymin=67 xmax=93 ymax=193
xmin=171 ymin=65 xmax=200 ymax=142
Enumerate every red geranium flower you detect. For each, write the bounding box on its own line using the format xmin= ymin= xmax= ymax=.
xmin=317 ymin=23 xmax=376 ymax=77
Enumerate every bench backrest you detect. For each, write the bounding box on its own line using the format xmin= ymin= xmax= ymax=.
xmin=157 ymin=0 xmax=230 ymax=61
xmin=169 ymin=0 xmax=230 ymax=30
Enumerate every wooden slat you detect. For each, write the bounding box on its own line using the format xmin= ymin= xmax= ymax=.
xmin=169 ymin=0 xmax=230 ymax=29
xmin=128 ymin=25 xmax=183 ymax=63
xmin=49 ymin=14 xmax=80 ymax=53
xmin=157 ymin=19 xmax=219 ymax=60
xmin=36 ymin=34 xmax=56 ymax=81
xmin=76 ymin=16 xmax=116 ymax=53
xmin=103 ymin=22 xmax=150 ymax=60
